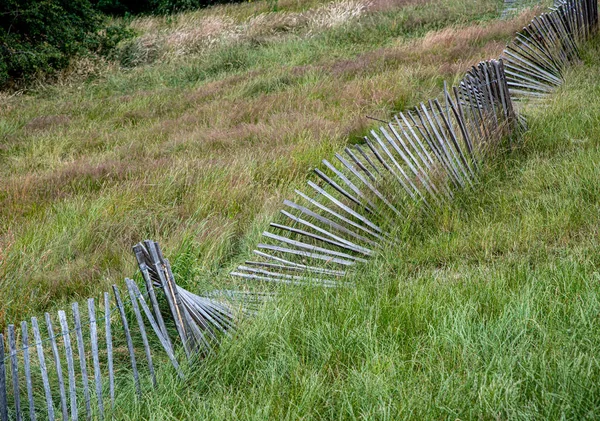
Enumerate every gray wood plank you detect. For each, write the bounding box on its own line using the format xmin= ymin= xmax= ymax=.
xmin=0 ymin=333 xmax=9 ymax=421
xmin=58 ymin=311 xmax=78 ymax=421
xmin=86 ymin=299 xmax=104 ymax=420
xmin=126 ymin=280 xmax=184 ymax=379
xmin=31 ymin=318 xmax=55 ymax=421
xmin=124 ymin=279 xmax=157 ymax=387
xmin=8 ymin=324 xmax=22 ymax=421
xmin=45 ymin=313 xmax=68 ymax=421
xmin=138 ymin=262 xmax=172 ymax=352
xmin=20 ymin=321 xmax=37 ymax=421
xmin=280 ymin=208 xmax=371 ymax=254
xmin=71 ymin=303 xmax=92 ymax=421
xmin=146 ymin=246 xmax=191 ymax=358
xmin=269 ymin=222 xmax=371 ymax=256
xmin=252 ymin=250 xmax=346 ymax=277
xmin=163 ymin=257 xmax=200 ymax=353
xmin=262 ymin=231 xmax=367 ymax=263
xmin=104 ymin=293 xmax=115 ymax=412
xmin=112 ymin=286 xmax=141 ymax=397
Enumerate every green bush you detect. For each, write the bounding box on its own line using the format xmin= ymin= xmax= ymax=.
xmin=0 ymin=0 xmax=102 ymax=86
xmin=0 ymin=0 xmax=133 ymax=88
xmin=94 ymin=0 xmax=230 ymax=16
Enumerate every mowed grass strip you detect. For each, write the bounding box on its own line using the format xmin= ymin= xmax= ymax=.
xmin=0 ymin=0 xmax=537 ymax=327
xmin=108 ymin=36 xmax=600 ymax=420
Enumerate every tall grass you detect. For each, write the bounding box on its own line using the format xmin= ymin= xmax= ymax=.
xmin=0 ymin=0 xmax=535 ymax=328
xmin=108 ymin=36 xmax=600 ymax=420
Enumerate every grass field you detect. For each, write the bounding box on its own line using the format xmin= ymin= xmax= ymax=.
xmin=0 ymin=0 xmax=539 ymax=328
xmin=111 ymin=36 xmax=600 ymax=420
xmin=2 ymin=0 xmax=600 ymax=418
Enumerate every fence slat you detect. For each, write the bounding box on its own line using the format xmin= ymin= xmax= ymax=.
xmin=125 ymin=279 xmax=157 ymax=387
xmin=58 ymin=310 xmax=78 ymax=421
xmin=45 ymin=313 xmax=68 ymax=421
xmin=87 ymin=299 xmax=104 ymax=420
xmin=104 ymin=292 xmax=115 ymax=412
xmin=112 ymin=285 xmax=141 ymax=397
xmin=8 ymin=324 xmax=23 ymax=421
xmin=72 ymin=303 xmax=92 ymax=421
xmin=21 ymin=321 xmax=37 ymax=421
xmin=133 ymin=245 xmax=173 ymax=352
xmin=126 ymin=280 xmax=184 ymax=379
xmin=147 ymin=248 xmax=191 ymax=358
xmin=0 ymin=333 xmax=9 ymax=421
xmin=31 ymin=317 xmax=55 ymax=421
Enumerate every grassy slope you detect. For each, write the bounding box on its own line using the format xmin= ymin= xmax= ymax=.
xmin=113 ymin=38 xmax=600 ymax=420
xmin=0 ymin=0 xmax=531 ymax=327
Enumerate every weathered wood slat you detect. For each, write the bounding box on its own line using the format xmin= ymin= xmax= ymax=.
xmin=112 ymin=285 xmax=141 ymax=397
xmin=314 ymin=168 xmax=373 ymax=213
xmin=58 ymin=311 xmax=78 ymax=421
xmin=87 ymin=299 xmax=104 ymax=420
xmin=126 ymin=280 xmax=184 ymax=379
xmin=262 ymin=231 xmax=367 ymax=263
xmin=307 ymin=179 xmax=382 ymax=233
xmin=283 ymin=200 xmax=378 ymax=246
xmin=269 ymin=222 xmax=372 ymax=256
xmin=20 ymin=321 xmax=36 ymax=421
xmin=133 ymin=245 xmax=172 ymax=350
xmin=145 ymin=243 xmax=191 ymax=358
xmin=125 ymin=279 xmax=157 ymax=387
xmin=0 ymin=333 xmax=9 ymax=421
xmin=257 ymin=243 xmax=356 ymax=267
xmin=279 ymin=209 xmax=372 ymax=254
xmin=31 ymin=318 xmax=55 ymax=421
xmin=322 ymin=159 xmax=379 ymax=211
xmin=252 ymin=250 xmax=346 ymax=277
xmin=45 ymin=313 xmax=68 ymax=421
xmin=104 ymin=293 xmax=115 ymax=412
xmin=294 ymin=188 xmax=383 ymax=241
xmin=8 ymin=324 xmax=23 ymax=421
xmin=72 ymin=303 xmax=92 ymax=421
xmin=162 ymin=256 xmax=200 ymax=352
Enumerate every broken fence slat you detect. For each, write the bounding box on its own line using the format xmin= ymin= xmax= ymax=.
xmin=112 ymin=285 xmax=141 ymax=397
xmin=127 ymin=280 xmax=184 ymax=379
xmin=125 ymin=278 xmax=157 ymax=388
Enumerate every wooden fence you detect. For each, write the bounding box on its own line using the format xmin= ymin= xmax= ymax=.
xmin=231 ymin=0 xmax=597 ymax=287
xmin=1 ymin=0 xmax=597 ymax=419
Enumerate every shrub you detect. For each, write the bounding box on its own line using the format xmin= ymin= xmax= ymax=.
xmin=0 ymin=0 xmax=103 ymax=87
xmin=94 ymin=0 xmax=228 ymax=16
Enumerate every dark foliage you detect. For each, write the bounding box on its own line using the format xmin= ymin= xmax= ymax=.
xmin=0 ymin=0 xmax=131 ymax=87
xmin=93 ymin=0 xmax=226 ymax=16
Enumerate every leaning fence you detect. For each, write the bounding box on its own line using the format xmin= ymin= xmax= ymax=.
xmin=1 ymin=0 xmax=597 ymax=419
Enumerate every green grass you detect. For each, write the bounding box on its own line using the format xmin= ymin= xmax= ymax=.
xmin=105 ymin=37 xmax=600 ymax=419
xmin=0 ymin=0 xmax=537 ymax=328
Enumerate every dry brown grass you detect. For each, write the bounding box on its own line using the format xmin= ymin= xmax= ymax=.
xmin=121 ymin=0 xmax=374 ymax=65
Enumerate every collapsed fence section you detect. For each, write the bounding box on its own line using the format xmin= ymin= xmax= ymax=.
xmin=230 ymin=59 xmax=519 ymax=287
xmin=230 ymin=0 xmax=597 ymax=290
xmin=502 ymin=0 xmax=598 ymax=99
